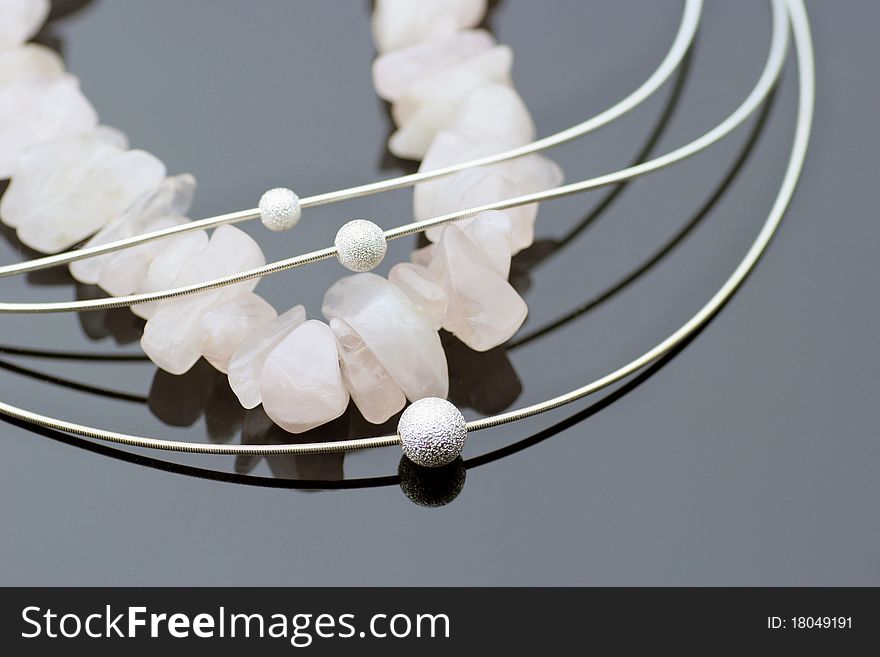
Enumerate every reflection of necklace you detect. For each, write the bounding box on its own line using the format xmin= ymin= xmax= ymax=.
xmin=0 ymin=0 xmax=812 ymax=470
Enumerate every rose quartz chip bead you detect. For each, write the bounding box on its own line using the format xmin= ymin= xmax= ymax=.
xmin=140 ymin=225 xmax=266 ymax=375
xmin=0 ymin=0 xmax=49 ymax=49
xmin=323 ymin=273 xmax=448 ymax=403
xmin=388 ymin=262 xmax=447 ymax=330
xmin=0 ymin=130 xmax=165 ymax=252
xmin=226 ymin=305 xmax=307 ymax=409
xmin=259 ymin=320 xmax=350 ymax=434
xmin=330 ymin=317 xmax=407 ymax=424
xmin=388 ymin=46 xmax=512 ymax=159
xmin=372 ymin=30 xmax=495 ymax=102
xmin=430 ymin=223 xmax=527 ymax=352
xmin=131 ymin=229 xmax=209 ymax=320
xmin=371 ymin=0 xmax=487 ymax=54
xmin=415 ymin=131 xmax=563 ymax=253
xmin=69 ymin=173 xmax=196 ymax=289
xmin=198 ymin=293 xmax=278 ymax=374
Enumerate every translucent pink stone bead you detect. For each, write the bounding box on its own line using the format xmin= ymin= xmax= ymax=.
xmin=330 ymin=317 xmax=406 ymax=424
xmin=97 ymin=216 xmax=181 ymax=297
xmin=414 ymin=131 xmax=563 ymax=253
xmin=1 ymin=131 xmax=164 ymax=252
xmin=322 ymin=273 xmax=448 ymax=401
xmin=69 ymin=173 xmax=196 ymax=288
xmin=430 ymin=224 xmax=527 ymax=352
xmin=371 ymin=0 xmax=487 ymax=54
xmin=450 ymin=83 xmax=535 ymax=146
xmin=461 ymin=210 xmax=514 ymax=278
xmin=388 ymin=46 xmax=513 ymax=159
xmin=227 ymin=305 xmax=307 ymax=409
xmin=131 ymin=229 xmax=209 ymax=320
xmin=260 ymin=320 xmax=350 ymax=434
xmin=198 ymin=292 xmax=278 ymax=374
xmin=0 ymin=42 xmax=98 ymax=178
xmin=388 ymin=262 xmax=447 ymax=330
xmin=140 ymin=225 xmax=266 ymax=375
xmin=0 ymin=0 xmax=50 ymax=49
xmin=372 ymin=29 xmax=494 ymax=102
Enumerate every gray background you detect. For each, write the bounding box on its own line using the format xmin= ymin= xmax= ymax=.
xmin=0 ymin=0 xmax=875 ymax=585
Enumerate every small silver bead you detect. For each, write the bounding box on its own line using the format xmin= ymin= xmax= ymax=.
xmin=334 ymin=219 xmax=387 ymax=272
xmin=397 ymin=397 xmax=468 ymax=468
xmin=259 ymin=187 xmax=301 ymax=232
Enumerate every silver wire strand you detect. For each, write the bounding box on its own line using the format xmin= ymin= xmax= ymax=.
xmin=0 ymin=0 xmax=781 ymax=315
xmin=0 ymin=0 xmax=702 ymax=278
xmin=0 ymin=0 xmax=813 ymax=456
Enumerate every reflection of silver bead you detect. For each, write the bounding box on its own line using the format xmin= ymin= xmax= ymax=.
xmin=398 ymin=456 xmax=466 ymax=507
xmin=259 ymin=187 xmax=301 ymax=231
xmin=334 ymin=219 xmax=387 ymax=272
xmin=397 ymin=397 xmax=467 ymax=468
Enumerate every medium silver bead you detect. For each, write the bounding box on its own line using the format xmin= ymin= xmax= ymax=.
xmin=334 ymin=219 xmax=387 ymax=272
xmin=259 ymin=187 xmax=301 ymax=231
xmin=397 ymin=397 xmax=468 ymax=468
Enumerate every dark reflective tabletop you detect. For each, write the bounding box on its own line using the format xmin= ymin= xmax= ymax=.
xmin=0 ymin=0 xmax=876 ymax=585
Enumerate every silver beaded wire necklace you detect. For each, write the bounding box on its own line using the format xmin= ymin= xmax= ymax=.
xmin=0 ymin=0 xmax=813 ymax=472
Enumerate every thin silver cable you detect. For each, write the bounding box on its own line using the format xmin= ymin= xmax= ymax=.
xmin=0 ymin=0 xmax=703 ymax=278
xmin=473 ymin=0 xmax=812 ymax=431
xmin=0 ymin=0 xmax=783 ymax=315
xmin=0 ymin=0 xmax=813 ymax=456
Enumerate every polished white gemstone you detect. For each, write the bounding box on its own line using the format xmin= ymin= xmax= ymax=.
xmin=397 ymin=397 xmax=467 ymax=468
xmin=2 ymin=130 xmax=114 ymax=228
xmin=410 ymin=244 xmax=435 ymax=269
xmin=430 ymin=224 xmax=527 ymax=352
xmin=1 ymin=131 xmax=165 ymax=252
xmin=322 ymin=273 xmax=448 ymax=401
xmin=198 ymin=292 xmax=278 ymax=373
xmin=391 ymin=46 xmax=511 ymax=127
xmin=131 ymin=229 xmax=209 ymax=319
xmin=260 ymin=320 xmax=350 ymax=434
xmin=415 ymin=131 xmax=562 ymax=202
xmin=97 ymin=216 xmax=180 ymax=297
xmin=422 ymin=166 xmax=561 ymax=254
xmin=426 ymin=167 xmax=532 ymax=248
xmin=0 ymin=74 xmax=97 ymax=179
xmin=372 ymin=29 xmax=494 ymax=101
xmin=91 ymin=125 xmax=129 ymax=151
xmin=0 ymin=0 xmax=50 ymax=49
xmin=140 ymin=225 xmax=266 ymax=374
xmin=0 ymin=43 xmax=62 ymax=83
xmin=0 ymin=45 xmax=99 ymax=178
xmin=388 ymin=262 xmax=447 ymax=330
xmin=258 ymin=187 xmax=301 ymax=232
xmin=450 ymin=83 xmax=535 ymax=146
xmin=461 ymin=210 xmax=513 ymax=278
xmin=69 ymin=173 xmax=196 ymax=286
xmin=414 ymin=131 xmax=563 ymax=253
xmin=388 ymin=46 xmax=513 ymax=159
xmin=371 ymin=0 xmax=487 ymax=53
xmin=227 ymin=305 xmax=306 ymax=409
xmin=334 ymin=219 xmax=387 ymax=272
xmin=140 ymin=297 xmax=216 ymax=375
xmin=330 ymin=316 xmax=406 ymax=424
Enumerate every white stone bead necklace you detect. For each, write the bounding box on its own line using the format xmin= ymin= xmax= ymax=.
xmin=0 ymin=0 xmax=814 ymax=470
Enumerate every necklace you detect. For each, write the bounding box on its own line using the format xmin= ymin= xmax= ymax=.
xmin=0 ymin=0 xmax=813 ymax=471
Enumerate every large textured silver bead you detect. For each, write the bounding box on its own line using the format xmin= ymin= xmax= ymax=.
xmin=334 ymin=219 xmax=387 ymax=272
xmin=397 ymin=397 xmax=467 ymax=468
xmin=259 ymin=187 xmax=301 ymax=231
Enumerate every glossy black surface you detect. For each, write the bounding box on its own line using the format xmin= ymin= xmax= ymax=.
xmin=0 ymin=0 xmax=876 ymax=585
